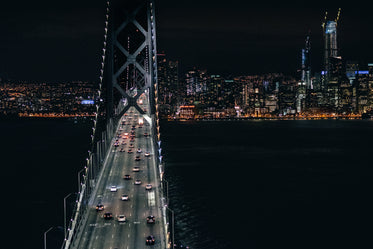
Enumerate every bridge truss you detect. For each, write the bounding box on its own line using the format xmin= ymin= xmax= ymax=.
xmin=60 ymin=1 xmax=168 ymax=248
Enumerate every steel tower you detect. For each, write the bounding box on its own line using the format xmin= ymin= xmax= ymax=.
xmin=105 ymin=0 xmax=159 ymax=125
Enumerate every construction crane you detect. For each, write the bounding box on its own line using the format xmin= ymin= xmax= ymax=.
xmin=321 ymin=11 xmax=328 ymax=31
xmin=335 ymin=8 xmax=341 ymax=26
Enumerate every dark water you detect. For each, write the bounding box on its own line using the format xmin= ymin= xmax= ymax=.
xmin=1 ymin=118 xmax=92 ymax=249
xmin=161 ymin=120 xmax=373 ymax=249
xmin=2 ymin=119 xmax=373 ymax=248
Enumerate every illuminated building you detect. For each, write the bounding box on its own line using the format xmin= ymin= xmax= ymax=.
xmin=321 ymin=9 xmax=342 ymax=109
xmin=178 ymin=105 xmax=195 ymax=119
xmin=157 ymin=53 xmax=179 ymax=116
xmin=297 ymin=32 xmax=311 ymax=113
xmin=185 ymin=69 xmax=207 ymax=104
xmin=353 ymin=70 xmax=370 ymax=113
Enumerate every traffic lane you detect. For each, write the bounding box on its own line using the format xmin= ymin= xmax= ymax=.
xmin=80 ymin=153 xmax=125 ymax=248
xmin=133 ymin=137 xmax=164 ymax=247
xmin=77 ymin=115 xmax=134 ymax=249
xmin=124 ymin=127 xmax=162 ymax=248
xmin=76 ymin=147 xmax=118 ymax=249
xmin=76 ymin=110 xmax=164 ymax=249
xmin=87 ymin=141 xmax=136 ymax=248
xmin=113 ymin=120 xmax=151 ymax=248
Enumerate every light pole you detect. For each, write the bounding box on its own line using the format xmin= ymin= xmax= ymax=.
xmin=166 ymin=206 xmax=174 ymax=249
xmin=77 ymin=168 xmax=85 ymax=193
xmin=43 ymin=226 xmax=53 ymax=249
xmin=63 ymin=193 xmax=73 ymax=240
xmin=163 ymin=179 xmax=169 ymax=205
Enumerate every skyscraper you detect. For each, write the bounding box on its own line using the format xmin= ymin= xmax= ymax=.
xmin=297 ymin=32 xmax=311 ymax=113
xmin=302 ymin=32 xmax=312 ymax=90
xmin=321 ymin=8 xmax=342 ymax=109
xmin=157 ymin=53 xmax=179 ymax=116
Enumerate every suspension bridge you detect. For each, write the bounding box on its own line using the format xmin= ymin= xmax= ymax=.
xmin=56 ymin=1 xmax=171 ymax=248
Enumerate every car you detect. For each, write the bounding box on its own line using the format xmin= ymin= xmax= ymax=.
xmin=147 ymin=215 xmax=155 ymax=224
xmin=119 ymin=148 xmax=125 ymax=152
xmin=133 ymin=167 xmax=140 ymax=172
xmin=124 ymin=175 xmax=131 ymax=180
xmin=96 ymin=204 xmax=104 ymax=211
xmin=135 ymin=156 xmax=141 ymax=161
xmin=137 ymin=148 xmax=142 ymax=153
xmin=121 ymin=194 xmax=129 ymax=201
xmin=114 ymin=142 xmax=119 ymax=147
xmin=144 ymin=152 xmax=150 ymax=157
xmin=135 ymin=179 xmax=142 ymax=185
xmin=117 ymin=214 xmax=126 ymax=222
xmin=144 ymin=132 xmax=149 ymax=137
xmin=128 ymin=149 xmax=133 ymax=154
xmin=103 ymin=212 xmax=113 ymax=220
xmin=130 ymin=138 xmax=135 ymax=142
xmin=146 ymin=235 xmax=155 ymax=245
xmin=145 ymin=184 xmax=152 ymax=190
xmin=110 ymin=186 xmax=118 ymax=192
xmin=129 ymin=143 xmax=134 ymax=148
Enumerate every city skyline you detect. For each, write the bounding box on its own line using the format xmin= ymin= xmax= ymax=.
xmin=1 ymin=1 xmax=372 ymax=81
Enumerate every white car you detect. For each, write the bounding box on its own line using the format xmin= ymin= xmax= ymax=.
xmin=110 ymin=186 xmax=118 ymax=192
xmin=121 ymin=194 xmax=129 ymax=201
xmin=134 ymin=180 xmax=142 ymax=185
xmin=144 ymin=152 xmax=150 ymax=157
xmin=145 ymin=184 xmax=152 ymax=190
xmin=137 ymin=148 xmax=142 ymax=153
xmin=132 ymin=167 xmax=140 ymax=172
xmin=117 ymin=214 xmax=126 ymax=222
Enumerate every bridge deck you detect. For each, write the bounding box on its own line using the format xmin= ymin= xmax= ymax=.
xmin=72 ymin=106 xmax=165 ymax=249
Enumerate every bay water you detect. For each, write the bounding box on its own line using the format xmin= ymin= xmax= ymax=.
xmin=2 ymin=118 xmax=372 ymax=248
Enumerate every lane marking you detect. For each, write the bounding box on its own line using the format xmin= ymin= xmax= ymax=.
xmin=147 ymin=191 xmax=155 ymax=207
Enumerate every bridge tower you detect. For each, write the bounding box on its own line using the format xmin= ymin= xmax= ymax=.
xmin=105 ymin=0 xmax=159 ymax=129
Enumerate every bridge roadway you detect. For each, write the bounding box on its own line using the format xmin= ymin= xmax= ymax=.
xmin=74 ymin=107 xmax=165 ymax=249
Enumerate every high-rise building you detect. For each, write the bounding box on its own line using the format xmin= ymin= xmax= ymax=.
xmin=297 ymin=32 xmax=312 ymax=113
xmin=157 ymin=53 xmax=179 ymax=116
xmin=185 ymin=69 xmax=207 ymax=105
xmin=302 ymin=32 xmax=312 ymax=90
xmin=321 ymin=8 xmax=342 ymax=109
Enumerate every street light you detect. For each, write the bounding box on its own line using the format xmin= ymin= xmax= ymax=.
xmin=63 ymin=193 xmax=74 ymax=240
xmin=165 ymin=206 xmax=174 ymax=249
xmin=163 ymin=179 xmax=169 ymax=205
xmin=43 ymin=226 xmax=53 ymax=249
xmin=77 ymin=168 xmax=85 ymax=193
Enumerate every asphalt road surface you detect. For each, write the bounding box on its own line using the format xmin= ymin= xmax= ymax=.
xmin=73 ymin=106 xmax=165 ymax=249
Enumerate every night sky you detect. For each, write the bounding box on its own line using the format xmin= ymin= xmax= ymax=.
xmin=1 ymin=0 xmax=372 ymax=81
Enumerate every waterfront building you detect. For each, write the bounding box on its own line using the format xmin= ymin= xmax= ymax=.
xmin=321 ymin=9 xmax=342 ymax=109
xmin=157 ymin=53 xmax=180 ymax=116
xmin=353 ymin=70 xmax=370 ymax=114
xmin=185 ymin=69 xmax=207 ymax=105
